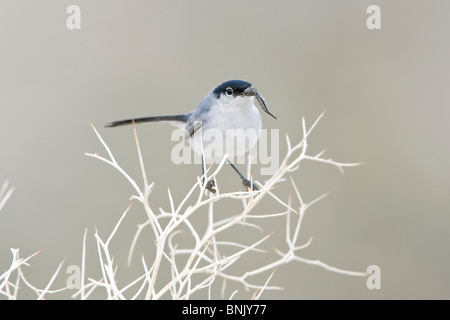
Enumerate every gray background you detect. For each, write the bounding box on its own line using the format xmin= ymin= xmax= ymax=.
xmin=1 ymin=0 xmax=449 ymax=299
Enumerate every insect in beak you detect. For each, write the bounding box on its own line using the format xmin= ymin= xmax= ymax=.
xmin=243 ymin=87 xmax=277 ymax=120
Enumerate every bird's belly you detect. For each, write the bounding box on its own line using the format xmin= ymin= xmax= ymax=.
xmin=189 ymin=105 xmax=262 ymax=162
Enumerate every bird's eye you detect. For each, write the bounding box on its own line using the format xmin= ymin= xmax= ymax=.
xmin=225 ymin=87 xmax=234 ymax=96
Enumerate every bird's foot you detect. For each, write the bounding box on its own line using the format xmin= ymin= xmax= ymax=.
xmin=242 ymin=178 xmax=259 ymax=191
xmin=203 ymin=179 xmax=216 ymax=194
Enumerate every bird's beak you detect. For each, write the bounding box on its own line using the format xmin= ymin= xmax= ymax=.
xmin=243 ymin=87 xmax=277 ymax=120
xmin=243 ymin=86 xmax=258 ymax=97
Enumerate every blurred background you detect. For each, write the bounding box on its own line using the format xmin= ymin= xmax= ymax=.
xmin=1 ymin=0 xmax=449 ymax=299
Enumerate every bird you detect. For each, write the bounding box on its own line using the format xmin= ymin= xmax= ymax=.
xmin=105 ymin=80 xmax=276 ymax=194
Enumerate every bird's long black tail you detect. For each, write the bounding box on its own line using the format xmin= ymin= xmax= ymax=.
xmin=105 ymin=114 xmax=189 ymax=128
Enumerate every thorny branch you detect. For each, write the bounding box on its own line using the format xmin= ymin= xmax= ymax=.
xmin=0 ymin=111 xmax=367 ymax=299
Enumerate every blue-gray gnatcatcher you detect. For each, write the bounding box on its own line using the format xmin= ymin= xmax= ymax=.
xmin=105 ymin=80 xmax=276 ymax=194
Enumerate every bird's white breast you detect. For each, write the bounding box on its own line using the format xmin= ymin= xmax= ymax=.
xmin=189 ymin=96 xmax=262 ymax=162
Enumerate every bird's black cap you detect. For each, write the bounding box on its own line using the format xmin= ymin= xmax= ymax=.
xmin=213 ymin=80 xmax=252 ymax=98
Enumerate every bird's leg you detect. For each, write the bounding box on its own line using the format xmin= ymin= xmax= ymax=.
xmin=227 ymin=160 xmax=259 ymax=191
xmin=201 ymin=157 xmax=216 ymax=194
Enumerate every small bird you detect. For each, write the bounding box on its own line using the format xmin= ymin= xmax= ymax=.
xmin=105 ymin=80 xmax=276 ymax=194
